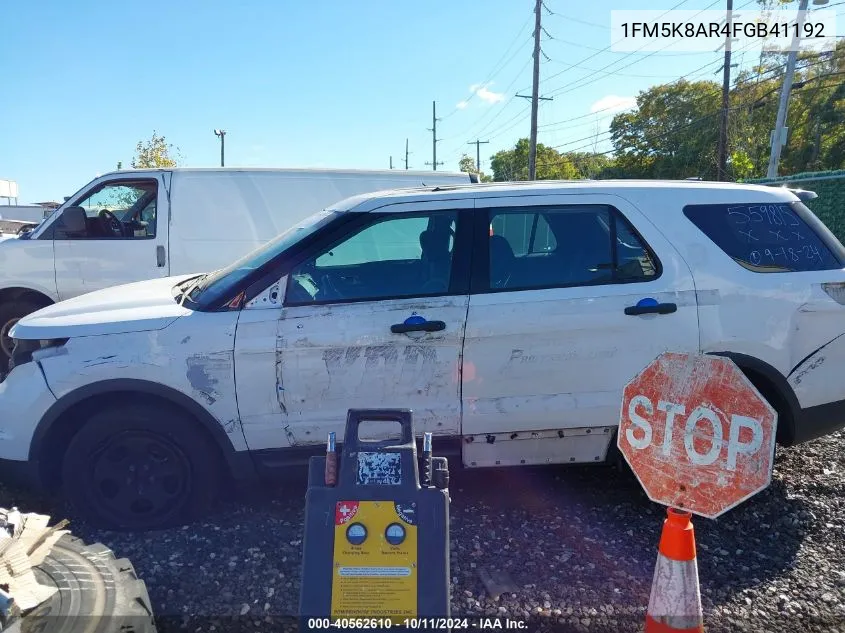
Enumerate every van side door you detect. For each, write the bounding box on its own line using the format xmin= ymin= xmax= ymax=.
xmin=461 ymin=193 xmax=700 ymax=467
xmin=51 ymin=174 xmax=170 ymax=300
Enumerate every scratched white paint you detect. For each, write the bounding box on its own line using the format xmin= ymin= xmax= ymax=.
xmin=788 ymin=330 xmax=845 ymax=408
xmin=0 ymin=361 xmax=57 ymax=459
xmin=254 ymin=295 xmax=467 ymax=450
xmin=462 ymin=192 xmax=700 ymax=450
xmin=37 ymin=310 xmax=248 ymax=453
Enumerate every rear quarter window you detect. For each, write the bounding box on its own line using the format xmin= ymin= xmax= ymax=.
xmin=683 ymin=202 xmax=844 ymax=273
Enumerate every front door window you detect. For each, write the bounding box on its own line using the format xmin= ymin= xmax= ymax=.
xmin=286 ymin=212 xmax=458 ymax=305
xmin=57 ymin=180 xmax=158 ymax=239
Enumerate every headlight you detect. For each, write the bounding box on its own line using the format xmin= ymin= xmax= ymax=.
xmin=9 ymin=338 xmax=68 ymax=370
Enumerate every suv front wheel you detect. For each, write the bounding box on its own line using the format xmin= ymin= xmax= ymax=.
xmin=61 ymin=403 xmax=221 ymax=530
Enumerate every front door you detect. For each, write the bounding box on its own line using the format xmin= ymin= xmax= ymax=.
xmin=53 ymin=175 xmax=170 ymax=300
xmin=461 ymin=193 xmax=700 ymax=463
xmin=235 ymin=200 xmax=473 ymax=451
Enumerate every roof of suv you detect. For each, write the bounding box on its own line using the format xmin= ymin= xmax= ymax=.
xmin=332 ymin=179 xmax=801 ymax=213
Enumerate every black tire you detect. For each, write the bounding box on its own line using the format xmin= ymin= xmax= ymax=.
xmin=20 ymin=534 xmax=156 ymax=633
xmin=605 ymin=430 xmax=636 ymax=480
xmin=0 ymin=299 xmax=48 ymax=363
xmin=61 ymin=403 xmax=221 ymax=531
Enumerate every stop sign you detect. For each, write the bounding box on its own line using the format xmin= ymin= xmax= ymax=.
xmin=618 ymin=352 xmax=777 ymax=519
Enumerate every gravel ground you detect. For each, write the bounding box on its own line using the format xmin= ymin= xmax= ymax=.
xmin=1 ymin=432 xmax=844 ymax=632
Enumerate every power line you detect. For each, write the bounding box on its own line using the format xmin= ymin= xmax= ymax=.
xmin=527 ymin=0 xmax=697 ymax=96
xmin=536 ymin=0 xmax=766 ymax=105
xmin=536 ymin=74 xmax=845 ymax=164
xmin=441 ymin=18 xmax=533 ymax=120
xmin=536 ymin=25 xmax=832 ymax=134
xmin=442 ymin=57 xmax=533 ymax=159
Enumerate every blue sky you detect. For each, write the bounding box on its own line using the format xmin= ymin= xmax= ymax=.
xmin=2 ymin=0 xmax=841 ymax=202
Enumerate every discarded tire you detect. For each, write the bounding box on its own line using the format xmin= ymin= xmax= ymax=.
xmin=19 ymin=535 xmax=156 ymax=633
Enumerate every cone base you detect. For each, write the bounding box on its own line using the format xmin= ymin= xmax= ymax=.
xmin=645 ymin=614 xmax=704 ymax=632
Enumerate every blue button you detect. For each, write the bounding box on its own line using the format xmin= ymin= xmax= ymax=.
xmin=636 ymin=297 xmax=658 ymax=308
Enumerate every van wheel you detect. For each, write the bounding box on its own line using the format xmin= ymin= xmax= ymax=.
xmin=61 ymin=403 xmax=220 ymax=531
xmin=0 ymin=299 xmax=45 ymax=361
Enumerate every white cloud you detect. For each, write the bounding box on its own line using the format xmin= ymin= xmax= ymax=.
xmin=475 ymin=85 xmax=505 ymax=104
xmin=590 ymin=95 xmax=636 ymax=114
xmin=460 ymin=83 xmax=505 ymax=108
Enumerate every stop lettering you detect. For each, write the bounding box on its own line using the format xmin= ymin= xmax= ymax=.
xmin=618 ymin=352 xmax=777 ymax=519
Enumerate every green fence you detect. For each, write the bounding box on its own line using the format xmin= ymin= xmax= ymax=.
xmin=745 ymin=170 xmax=845 ymax=242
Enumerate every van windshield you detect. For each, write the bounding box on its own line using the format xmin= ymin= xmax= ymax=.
xmin=192 ymin=209 xmax=341 ymax=307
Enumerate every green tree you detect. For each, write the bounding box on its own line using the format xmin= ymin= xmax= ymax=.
xmin=490 ymin=138 xmax=581 ymax=181
xmin=563 ymin=151 xmax=617 ymax=179
xmin=131 ymin=131 xmax=182 ymax=168
xmin=604 ymin=40 xmax=845 ymax=180
xmin=609 ymin=79 xmax=721 ymax=179
xmin=458 ymin=154 xmax=492 ymax=182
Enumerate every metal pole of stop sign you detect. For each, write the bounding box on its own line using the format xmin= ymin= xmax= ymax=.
xmin=617 ymin=351 xmax=778 ymax=632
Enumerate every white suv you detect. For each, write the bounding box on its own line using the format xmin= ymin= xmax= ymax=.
xmin=2 ymin=180 xmax=844 ymax=530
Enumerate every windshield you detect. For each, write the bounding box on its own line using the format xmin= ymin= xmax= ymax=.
xmin=195 ymin=209 xmax=341 ymax=307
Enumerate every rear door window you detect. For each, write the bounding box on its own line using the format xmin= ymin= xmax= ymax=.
xmin=486 ymin=205 xmax=659 ymax=291
xmin=684 ymin=202 xmax=844 ymax=272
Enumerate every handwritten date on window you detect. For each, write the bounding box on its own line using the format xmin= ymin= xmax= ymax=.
xmin=727 ymin=204 xmax=823 ymax=266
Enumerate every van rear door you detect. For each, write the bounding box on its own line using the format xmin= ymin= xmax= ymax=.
xmin=52 ymin=174 xmax=170 ymax=300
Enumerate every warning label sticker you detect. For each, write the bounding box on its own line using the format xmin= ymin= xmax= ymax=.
xmin=338 ymin=567 xmax=412 ymax=577
xmin=331 ymin=501 xmax=417 ymax=619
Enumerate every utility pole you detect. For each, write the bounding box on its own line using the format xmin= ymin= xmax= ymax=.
xmin=528 ymin=0 xmax=543 ymax=180
xmin=426 ymin=101 xmax=444 ymax=170
xmin=716 ymin=0 xmax=734 ymax=181
xmin=767 ymin=0 xmax=814 ymax=178
xmin=515 ymin=0 xmax=552 ymax=180
xmin=213 ymin=129 xmax=226 ymax=167
xmin=404 ymin=138 xmax=411 ymax=170
xmin=467 ymin=139 xmax=490 ymax=172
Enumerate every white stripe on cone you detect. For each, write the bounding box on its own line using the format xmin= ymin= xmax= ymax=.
xmin=647 ymin=553 xmax=703 ymax=630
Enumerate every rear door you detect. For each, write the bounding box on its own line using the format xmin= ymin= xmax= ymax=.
xmin=235 ymin=199 xmax=473 ymax=451
xmin=461 ymin=192 xmax=700 ymax=464
xmin=53 ymin=175 xmax=170 ymax=300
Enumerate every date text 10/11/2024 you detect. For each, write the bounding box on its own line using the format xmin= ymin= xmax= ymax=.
xmin=307 ymin=619 xmax=528 ymax=629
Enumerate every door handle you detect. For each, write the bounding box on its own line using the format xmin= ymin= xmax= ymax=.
xmin=624 ymin=302 xmax=677 ymax=316
xmin=156 ymin=245 xmax=166 ymax=268
xmin=390 ymin=320 xmax=446 ymax=334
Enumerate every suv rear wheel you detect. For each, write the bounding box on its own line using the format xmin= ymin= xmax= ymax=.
xmin=61 ymin=403 xmax=221 ymax=530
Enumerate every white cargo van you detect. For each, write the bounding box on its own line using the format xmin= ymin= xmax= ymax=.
xmin=0 ymin=167 xmax=474 ymax=359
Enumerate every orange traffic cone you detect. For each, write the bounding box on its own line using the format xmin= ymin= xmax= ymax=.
xmin=645 ymin=508 xmax=704 ymax=633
